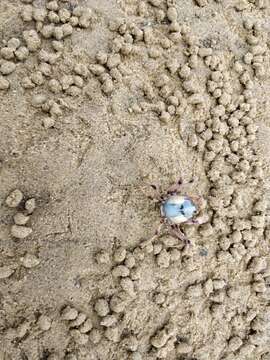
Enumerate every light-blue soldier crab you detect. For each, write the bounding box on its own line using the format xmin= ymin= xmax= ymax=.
xmin=148 ymin=177 xmax=206 ymax=244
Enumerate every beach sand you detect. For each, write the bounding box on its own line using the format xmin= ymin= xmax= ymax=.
xmin=0 ymin=1 xmax=270 ymax=359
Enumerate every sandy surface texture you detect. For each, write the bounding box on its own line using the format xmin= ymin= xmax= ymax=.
xmin=1 ymin=0 xmax=270 ymax=359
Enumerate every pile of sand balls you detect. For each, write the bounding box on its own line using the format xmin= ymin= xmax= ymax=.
xmin=5 ymin=189 xmax=36 ymax=239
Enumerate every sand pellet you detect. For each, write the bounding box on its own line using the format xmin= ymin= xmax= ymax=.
xmin=20 ymin=253 xmax=40 ymax=268
xmin=69 ymin=313 xmax=87 ymax=328
xmin=62 ymin=306 xmax=78 ymax=321
xmin=94 ymin=298 xmax=110 ymax=317
xmin=0 ymin=266 xmax=15 ymax=279
xmin=38 ymin=315 xmax=52 ymax=331
xmin=11 ymin=225 xmax=32 ymax=239
xmin=89 ymin=329 xmax=102 ymax=344
xmin=79 ymin=318 xmax=93 ymax=333
xmin=5 ymin=189 xmax=23 ymax=208
xmin=23 ymin=30 xmax=41 ymax=51
xmin=14 ymin=212 xmax=30 ymax=225
xmin=100 ymin=315 xmax=117 ymax=327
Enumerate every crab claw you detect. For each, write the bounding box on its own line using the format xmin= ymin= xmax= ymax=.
xmin=194 ymin=214 xmax=209 ymax=225
xmin=190 ymin=196 xmax=206 ymax=211
xmin=166 ymin=177 xmax=183 ymax=194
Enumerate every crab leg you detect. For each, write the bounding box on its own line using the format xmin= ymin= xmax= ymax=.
xmin=185 ymin=218 xmax=200 ymax=225
xmin=151 ymin=221 xmax=164 ymax=240
xmin=140 ymin=184 xmax=163 ymax=202
xmin=166 ymin=176 xmax=195 ymax=195
xmin=169 ymin=225 xmax=190 ymax=244
xmin=189 ymin=195 xmax=204 ymax=209
xmin=185 ymin=214 xmax=208 ymax=225
xmin=166 ymin=177 xmax=183 ymax=194
xmin=149 ymin=184 xmax=165 ymax=201
xmin=140 ymin=221 xmax=164 ymax=249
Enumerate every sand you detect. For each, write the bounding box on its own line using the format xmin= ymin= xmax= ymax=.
xmin=0 ymin=0 xmax=270 ymax=359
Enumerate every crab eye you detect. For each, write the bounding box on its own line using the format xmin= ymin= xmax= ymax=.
xmin=181 ymin=199 xmax=197 ymax=218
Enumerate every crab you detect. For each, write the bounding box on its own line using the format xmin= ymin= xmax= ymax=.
xmin=147 ymin=177 xmax=206 ymax=244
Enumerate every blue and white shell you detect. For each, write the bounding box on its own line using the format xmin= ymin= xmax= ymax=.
xmin=161 ymin=195 xmax=197 ymax=224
